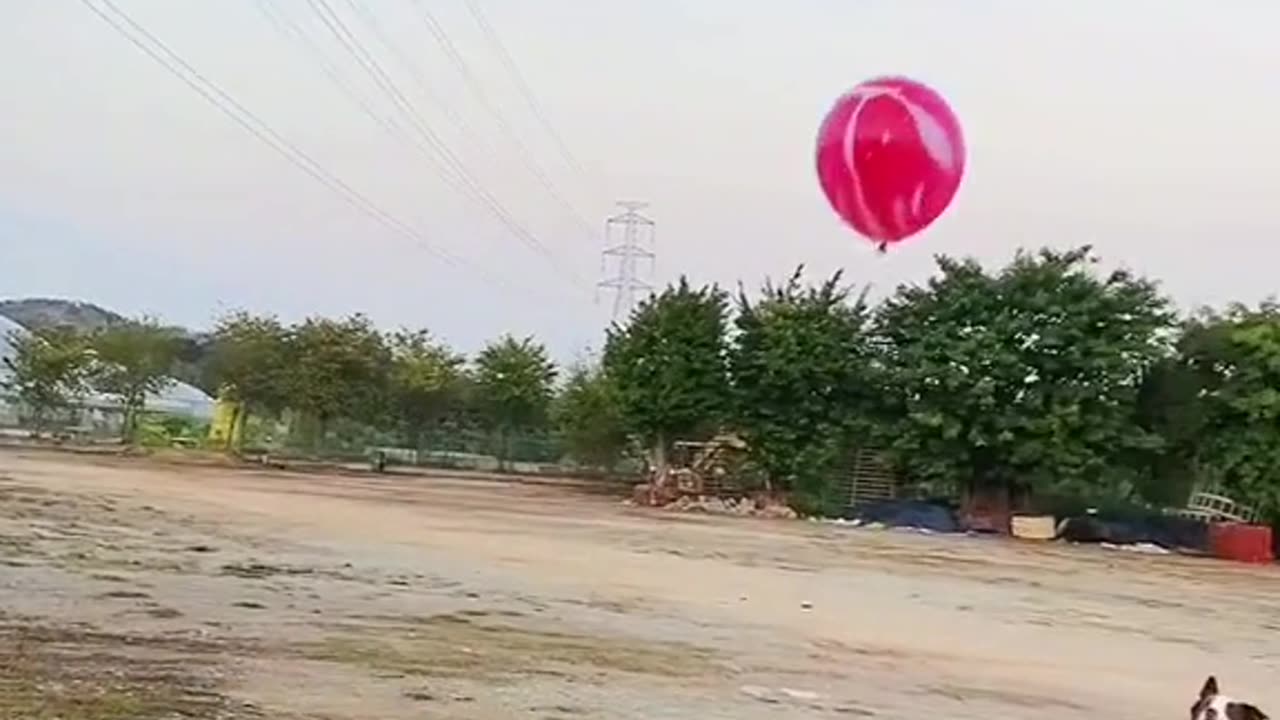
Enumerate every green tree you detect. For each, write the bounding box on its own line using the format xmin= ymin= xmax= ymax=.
xmin=602 ymin=277 xmax=731 ymax=471
xmin=1152 ymin=303 xmax=1280 ymax=518
xmin=206 ymin=312 xmax=291 ymax=450
xmin=553 ymin=363 xmax=629 ymax=470
xmin=90 ymin=318 xmax=182 ymax=442
xmin=286 ymin=314 xmax=390 ymax=447
xmin=1 ymin=327 xmax=93 ymax=432
xmin=876 ymin=246 xmax=1174 ymax=502
xmin=474 ymin=335 xmax=557 ymax=466
xmin=386 ymin=329 xmax=465 ymax=450
xmin=729 ymin=267 xmax=876 ymax=512
xmin=1133 ymin=311 xmax=1230 ymax=505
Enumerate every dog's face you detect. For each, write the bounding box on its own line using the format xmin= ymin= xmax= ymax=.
xmin=1192 ymin=676 xmax=1268 ymax=720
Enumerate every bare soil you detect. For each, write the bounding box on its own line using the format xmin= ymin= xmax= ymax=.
xmin=0 ymin=448 xmax=1277 ymax=719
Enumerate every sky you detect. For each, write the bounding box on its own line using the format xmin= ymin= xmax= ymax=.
xmin=2 ymin=1 xmax=1279 ymax=361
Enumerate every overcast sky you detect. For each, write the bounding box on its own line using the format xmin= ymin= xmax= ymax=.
xmin=2 ymin=1 xmax=1278 ymax=359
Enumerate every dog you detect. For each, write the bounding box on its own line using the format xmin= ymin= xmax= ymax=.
xmin=1192 ymin=676 xmax=1268 ymax=720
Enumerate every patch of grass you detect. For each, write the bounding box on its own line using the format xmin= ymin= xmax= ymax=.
xmin=143 ymin=607 xmax=184 ymax=619
xmin=89 ymin=573 xmax=133 ymax=583
xmin=302 ymin=612 xmax=716 ymax=681
xmin=97 ymin=589 xmax=151 ymax=600
xmin=0 ymin=674 xmax=212 ymax=720
xmin=220 ymin=561 xmax=314 ymax=579
xmin=0 ymin=533 xmax=36 ymax=554
xmin=0 ymin=621 xmax=254 ymax=719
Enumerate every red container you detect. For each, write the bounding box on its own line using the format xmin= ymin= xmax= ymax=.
xmin=1208 ymin=522 xmax=1274 ymax=564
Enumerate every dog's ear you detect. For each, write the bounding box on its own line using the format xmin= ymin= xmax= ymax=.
xmin=1201 ymin=676 xmax=1219 ymax=700
xmin=1226 ymin=703 xmax=1268 ymax=720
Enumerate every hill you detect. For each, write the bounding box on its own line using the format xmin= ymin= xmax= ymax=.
xmin=0 ymin=298 xmax=214 ymax=393
xmin=0 ymin=298 xmax=128 ymax=333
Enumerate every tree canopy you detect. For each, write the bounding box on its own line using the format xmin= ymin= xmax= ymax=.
xmin=553 ymin=363 xmax=628 ymax=470
xmin=603 ymin=277 xmax=731 ymax=468
xmin=207 ymin=312 xmax=290 ymax=415
xmin=285 ymin=314 xmax=390 ymax=439
xmin=387 ymin=329 xmax=466 ymax=449
xmin=876 ymin=246 xmax=1175 ymax=500
xmin=89 ymin=319 xmax=182 ymax=441
xmin=1150 ymin=303 xmax=1280 ymax=518
xmin=1 ymin=327 xmax=92 ymax=431
xmin=473 ymin=335 xmax=557 ymax=464
xmin=729 ymin=267 xmax=878 ymax=511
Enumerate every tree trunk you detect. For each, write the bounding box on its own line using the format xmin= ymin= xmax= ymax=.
xmin=314 ymin=416 xmax=328 ymax=456
xmin=497 ymin=426 xmax=510 ymax=471
xmin=31 ymin=406 xmax=46 ymax=438
xmin=651 ymin=430 xmax=668 ymax=477
xmin=121 ymin=398 xmax=139 ymax=444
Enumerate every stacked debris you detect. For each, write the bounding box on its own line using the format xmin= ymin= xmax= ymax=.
xmin=665 ymin=494 xmax=799 ymax=519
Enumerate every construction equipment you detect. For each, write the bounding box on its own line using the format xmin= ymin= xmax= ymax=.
xmin=634 ymin=434 xmax=750 ymax=506
xmin=668 ymin=434 xmax=748 ymax=496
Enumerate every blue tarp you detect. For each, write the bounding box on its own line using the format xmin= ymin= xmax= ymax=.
xmin=844 ymin=500 xmax=1211 ymax=551
xmin=843 ymin=499 xmax=960 ymax=533
xmin=1057 ymin=514 xmax=1209 ymax=552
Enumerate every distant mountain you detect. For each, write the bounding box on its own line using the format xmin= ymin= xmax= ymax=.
xmin=0 ymin=298 xmax=127 ymax=333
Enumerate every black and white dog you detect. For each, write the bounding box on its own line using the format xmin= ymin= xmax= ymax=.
xmin=1192 ymin=677 xmax=1268 ymax=720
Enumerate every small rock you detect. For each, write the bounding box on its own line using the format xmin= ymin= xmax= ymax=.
xmin=740 ymin=685 xmax=780 ymax=704
xmin=832 ymin=704 xmax=876 ymax=716
xmin=800 ymin=601 xmax=814 ymax=610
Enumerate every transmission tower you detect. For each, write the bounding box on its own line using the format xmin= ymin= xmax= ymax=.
xmin=597 ymin=201 xmax=655 ymax=321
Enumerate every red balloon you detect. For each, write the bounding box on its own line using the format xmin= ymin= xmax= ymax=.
xmin=816 ymin=76 xmax=966 ymax=250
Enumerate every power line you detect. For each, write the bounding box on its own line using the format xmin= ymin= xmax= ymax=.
xmin=345 ymin=0 xmax=599 ymax=245
xmin=301 ymin=0 xmax=472 ymax=193
xmin=403 ymin=0 xmax=599 ymax=240
xmin=303 ymin=0 xmax=593 ymax=290
xmin=326 ymin=0 xmax=495 ymax=158
xmin=255 ymin=0 xmax=396 ymax=136
xmin=76 ymin=0 xmax=565 ymax=304
xmin=460 ymin=0 xmax=593 ymax=184
xmin=255 ymin=0 xmax=478 ymax=215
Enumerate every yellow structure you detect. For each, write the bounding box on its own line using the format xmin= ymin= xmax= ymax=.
xmin=207 ymin=387 xmax=244 ymax=451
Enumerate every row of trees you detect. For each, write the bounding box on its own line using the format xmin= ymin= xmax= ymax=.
xmin=4 ymin=245 xmax=1279 ymax=520
xmin=3 ymin=322 xmax=183 ymax=439
xmin=2 ymin=314 xmax=571 ymax=464
xmin=599 ymin=246 xmax=1280 ymax=518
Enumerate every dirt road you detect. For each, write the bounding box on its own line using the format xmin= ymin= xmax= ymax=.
xmin=0 ymin=449 xmax=1277 ymax=719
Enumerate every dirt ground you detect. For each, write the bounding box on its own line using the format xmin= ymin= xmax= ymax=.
xmin=0 ymin=449 xmax=1277 ymax=720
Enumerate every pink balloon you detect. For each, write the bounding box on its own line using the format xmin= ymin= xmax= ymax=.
xmin=816 ymin=76 xmax=966 ymax=250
